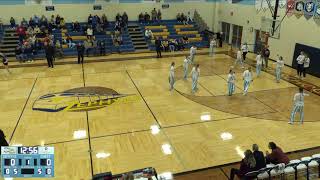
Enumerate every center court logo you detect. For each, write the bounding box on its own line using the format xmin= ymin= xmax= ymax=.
xmin=32 ymin=86 xmax=139 ymax=112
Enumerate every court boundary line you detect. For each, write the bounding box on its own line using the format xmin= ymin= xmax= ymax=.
xmin=9 ymin=76 xmax=38 ymax=142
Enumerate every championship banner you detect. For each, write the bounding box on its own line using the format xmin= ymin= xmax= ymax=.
xmin=279 ymin=0 xmax=287 ymax=8
xmin=255 ymin=0 xmax=263 ymax=12
xmin=294 ymin=0 xmax=305 ymax=18
xmin=314 ymin=0 xmax=320 ymax=19
xmin=304 ymin=0 xmax=316 ymax=19
xmin=261 ymin=0 xmax=270 ymax=12
xmin=287 ymin=0 xmax=296 ymax=17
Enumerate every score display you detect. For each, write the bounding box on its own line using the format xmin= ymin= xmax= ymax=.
xmin=1 ymin=146 xmax=54 ymax=178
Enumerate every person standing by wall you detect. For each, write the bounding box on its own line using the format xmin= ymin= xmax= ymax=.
xmin=263 ymin=46 xmax=270 ymax=68
xmin=303 ymin=55 xmax=310 ymax=78
xmin=155 ymin=37 xmax=162 ymax=58
xmin=241 ymin=43 xmax=249 ymax=61
xmin=296 ymin=51 xmax=305 ymax=78
xmin=209 ymin=38 xmax=217 ymax=57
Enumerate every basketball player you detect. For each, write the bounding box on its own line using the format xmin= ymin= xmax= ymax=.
xmin=227 ymin=69 xmax=236 ymax=96
xmin=183 ymin=56 xmax=189 ymax=79
xmin=189 ymin=45 xmax=197 ymax=63
xmin=243 ymin=67 xmax=252 ymax=96
xmin=235 ymin=49 xmax=244 ymax=68
xmin=241 ymin=43 xmax=249 ymax=61
xmin=296 ymin=51 xmax=305 ymax=78
xmin=274 ymin=55 xmax=284 ymax=83
xmin=209 ymin=38 xmax=217 ymax=57
xmin=168 ymin=62 xmax=175 ymax=91
xmin=303 ymin=55 xmax=310 ymax=78
xmin=0 ymin=52 xmax=10 ymax=73
xmin=256 ymin=52 xmax=263 ymax=77
xmin=289 ymin=87 xmax=309 ymax=125
xmin=191 ymin=64 xmax=200 ymax=93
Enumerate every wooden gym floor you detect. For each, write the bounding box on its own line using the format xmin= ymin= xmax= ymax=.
xmin=1 ymin=48 xmax=320 ymax=180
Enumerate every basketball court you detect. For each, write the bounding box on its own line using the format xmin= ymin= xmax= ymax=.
xmin=1 ymin=49 xmax=320 ymax=179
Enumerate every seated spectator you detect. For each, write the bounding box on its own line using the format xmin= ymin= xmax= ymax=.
xmin=138 ymin=12 xmax=144 ymax=24
xmin=151 ymin=8 xmax=157 ymax=22
xmin=266 ymin=142 xmax=289 ymax=165
xmin=95 ymin=23 xmax=103 ymax=33
xmin=144 ymin=28 xmax=153 ymax=40
xmin=16 ymin=25 xmax=26 ymax=43
xmin=86 ymin=26 xmax=94 ymax=39
xmin=252 ymin=144 xmax=266 ymax=170
xmin=33 ymin=15 xmax=40 ymax=26
xmin=56 ymin=15 xmax=62 ymax=26
xmin=40 ymin=15 xmax=48 ymax=28
xmin=26 ymin=26 xmax=34 ymax=36
xmin=114 ymin=21 xmax=121 ymax=32
xmin=55 ymin=40 xmax=64 ymax=59
xmin=181 ymin=13 xmax=187 ymax=25
xmin=187 ymin=11 xmax=193 ymax=23
xmin=49 ymin=15 xmax=56 ymax=29
xmin=72 ymin=21 xmax=81 ymax=32
xmin=59 ymin=18 xmax=66 ymax=29
xmin=115 ymin=13 xmax=121 ymax=22
xmin=177 ymin=13 xmax=182 ymax=23
xmin=122 ymin=12 xmax=128 ymax=27
xmin=64 ymin=34 xmax=75 ymax=49
xmin=161 ymin=39 xmax=169 ymax=52
xmin=34 ymin=26 xmax=41 ymax=37
xmin=157 ymin=9 xmax=162 ymax=23
xmin=230 ymin=150 xmax=256 ymax=180
xmin=84 ymin=38 xmax=93 ymax=57
xmin=88 ymin=14 xmax=93 ymax=25
xmin=21 ymin=18 xmax=28 ymax=28
xmin=182 ymin=35 xmax=189 ymax=44
xmin=101 ymin=14 xmax=109 ymax=30
xmin=15 ymin=45 xmax=26 ymax=63
xmin=169 ymin=39 xmax=176 ymax=52
xmin=10 ymin=17 xmax=16 ymax=29
xmin=29 ymin=17 xmax=35 ymax=28
xmin=177 ymin=38 xmax=184 ymax=50
xmin=98 ymin=39 xmax=106 ymax=56
xmin=144 ymin=12 xmax=150 ymax=24
xmin=92 ymin=15 xmax=98 ymax=29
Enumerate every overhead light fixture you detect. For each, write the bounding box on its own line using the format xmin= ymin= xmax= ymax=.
xmin=220 ymin=132 xmax=233 ymax=141
xmin=96 ymin=152 xmax=111 ymax=159
xmin=73 ymin=130 xmax=87 ymax=139
xmin=161 ymin=144 xmax=172 ymax=155
xmin=150 ymin=125 xmax=160 ymax=135
xmin=200 ymin=112 xmax=211 ymax=121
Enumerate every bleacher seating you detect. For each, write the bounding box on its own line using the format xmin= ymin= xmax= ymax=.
xmin=244 ymin=153 xmax=320 ymax=180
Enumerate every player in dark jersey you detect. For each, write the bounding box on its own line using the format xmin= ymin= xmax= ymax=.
xmin=0 ymin=52 xmax=10 ymax=73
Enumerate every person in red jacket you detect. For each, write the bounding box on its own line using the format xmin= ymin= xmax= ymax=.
xmin=266 ymin=142 xmax=289 ymax=164
xmin=230 ymin=150 xmax=256 ymax=180
xmin=16 ymin=25 xmax=26 ymax=43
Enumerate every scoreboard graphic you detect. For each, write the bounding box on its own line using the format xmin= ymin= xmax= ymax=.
xmin=1 ymin=146 xmax=54 ymax=178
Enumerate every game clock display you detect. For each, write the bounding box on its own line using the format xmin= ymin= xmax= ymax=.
xmin=1 ymin=146 xmax=54 ymax=178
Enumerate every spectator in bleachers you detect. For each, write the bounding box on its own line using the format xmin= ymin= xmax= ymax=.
xmin=115 ymin=21 xmax=121 ymax=32
xmin=144 ymin=28 xmax=153 ymax=40
xmin=88 ymin=14 xmax=93 ymax=25
xmin=10 ymin=17 xmax=16 ymax=29
xmin=86 ymin=26 xmax=93 ymax=39
xmin=40 ymin=15 xmax=48 ymax=28
xmin=64 ymin=34 xmax=75 ymax=49
xmin=34 ymin=25 xmax=41 ymax=37
xmin=92 ymin=15 xmax=98 ymax=29
xmin=23 ymin=41 xmax=33 ymax=62
xmin=182 ymin=35 xmax=189 ymax=45
xmin=138 ymin=12 xmax=144 ymax=24
xmin=265 ymin=142 xmax=289 ymax=165
xmin=252 ymin=144 xmax=266 ymax=170
xmin=122 ymin=12 xmax=128 ymax=27
xmin=177 ymin=38 xmax=185 ymax=50
xmin=55 ymin=15 xmax=62 ymax=28
xmin=157 ymin=9 xmax=162 ymax=23
xmin=101 ymin=14 xmax=109 ymax=30
xmin=169 ymin=39 xmax=177 ymax=52
xmin=229 ymin=150 xmax=256 ymax=180
xmin=28 ymin=17 xmax=35 ymax=28
xmin=55 ymin=40 xmax=64 ymax=59
xmin=76 ymin=42 xmax=85 ymax=64
xmin=187 ymin=11 xmax=193 ymax=24
xmin=151 ymin=8 xmax=157 ymax=23
xmin=161 ymin=39 xmax=169 ymax=52
xmin=181 ymin=13 xmax=187 ymax=25
xmin=98 ymin=39 xmax=106 ymax=56
xmin=95 ymin=23 xmax=103 ymax=33
xmin=144 ymin=12 xmax=150 ymax=24
xmin=49 ymin=15 xmax=56 ymax=29
xmin=16 ymin=25 xmax=26 ymax=43
xmin=116 ymin=13 xmax=121 ymax=22
xmin=0 ymin=18 xmax=3 ymax=31
xmin=177 ymin=13 xmax=182 ymax=23
xmin=15 ymin=45 xmax=26 ymax=63
xmin=21 ymin=18 xmax=28 ymax=28
xmin=84 ymin=38 xmax=93 ymax=57
xmin=59 ymin=18 xmax=66 ymax=30
xmin=72 ymin=21 xmax=81 ymax=32
xmin=26 ymin=26 xmax=34 ymax=37
xmin=33 ymin=15 xmax=40 ymax=26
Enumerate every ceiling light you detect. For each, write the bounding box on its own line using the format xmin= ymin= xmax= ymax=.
xmin=161 ymin=144 xmax=172 ymax=155
xmin=150 ymin=125 xmax=160 ymax=135
xmin=200 ymin=112 xmax=211 ymax=121
xmin=220 ymin=132 xmax=233 ymax=141
xmin=96 ymin=152 xmax=111 ymax=159
xmin=158 ymin=172 xmax=173 ymax=180
xmin=73 ymin=130 xmax=87 ymax=139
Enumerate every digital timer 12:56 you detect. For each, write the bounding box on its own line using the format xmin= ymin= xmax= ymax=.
xmin=18 ymin=147 xmax=39 ymax=154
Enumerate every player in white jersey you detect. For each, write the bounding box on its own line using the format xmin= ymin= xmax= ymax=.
xmin=189 ymin=45 xmax=197 ymax=63
xmin=255 ymin=52 xmax=263 ymax=77
xmin=289 ymin=87 xmax=309 ymax=124
xmin=274 ymin=55 xmax=284 ymax=83
xmin=296 ymin=51 xmax=305 ymax=78
xmin=242 ymin=67 xmax=252 ymax=96
xmin=227 ymin=69 xmax=236 ymax=96
xmin=209 ymin=38 xmax=217 ymax=57
xmin=235 ymin=49 xmax=244 ymax=68
xmin=191 ymin=64 xmax=200 ymax=93
xmin=168 ymin=62 xmax=175 ymax=91
xmin=302 ymin=55 xmax=310 ymax=78
xmin=183 ymin=56 xmax=189 ymax=79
